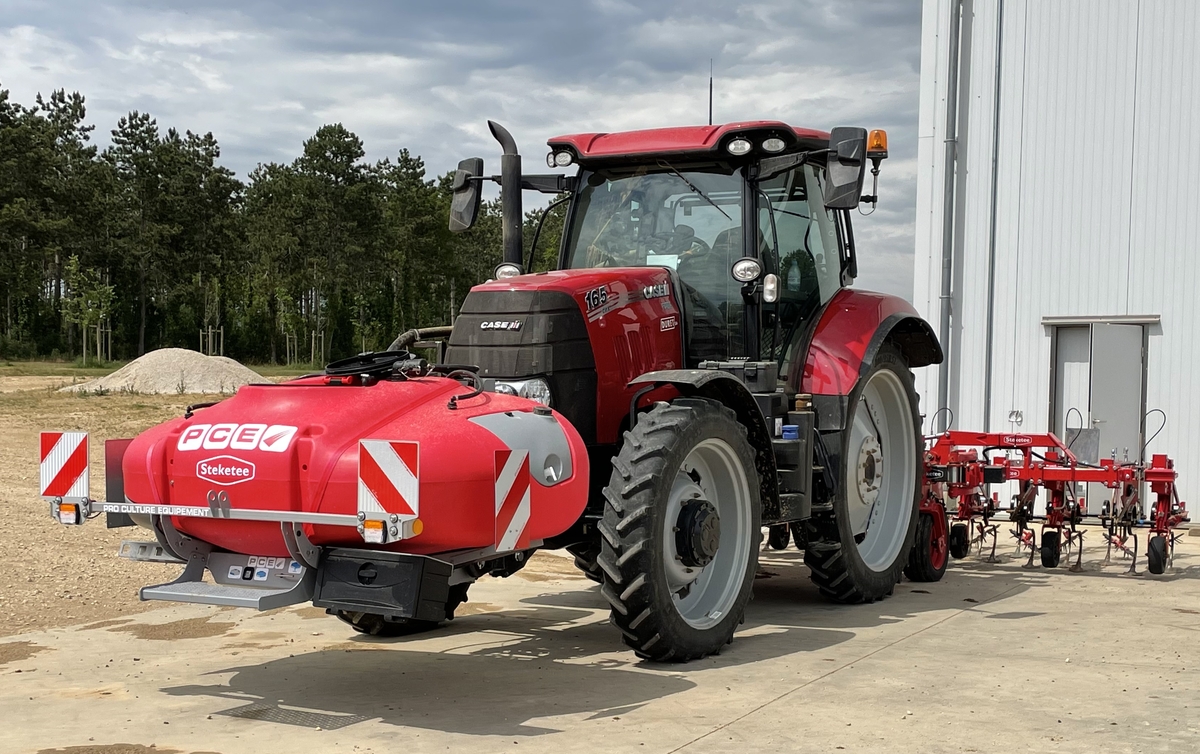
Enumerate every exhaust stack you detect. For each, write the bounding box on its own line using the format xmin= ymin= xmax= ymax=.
xmin=488 ymin=120 xmax=523 ymax=269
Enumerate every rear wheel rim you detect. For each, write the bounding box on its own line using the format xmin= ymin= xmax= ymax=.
xmin=661 ymin=438 xmax=752 ymax=629
xmin=845 ymin=368 xmax=917 ymax=571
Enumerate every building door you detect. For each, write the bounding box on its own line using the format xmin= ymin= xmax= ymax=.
xmin=1051 ymin=324 xmax=1146 ymax=514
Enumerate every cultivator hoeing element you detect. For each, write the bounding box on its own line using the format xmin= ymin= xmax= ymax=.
xmin=922 ymin=431 xmax=1189 ymax=575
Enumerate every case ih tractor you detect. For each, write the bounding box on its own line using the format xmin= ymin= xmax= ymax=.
xmin=38 ymin=119 xmax=942 ymax=663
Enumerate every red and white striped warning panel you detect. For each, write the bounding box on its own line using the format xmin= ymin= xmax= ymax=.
xmin=357 ymin=440 xmax=419 ymax=520
xmin=40 ymin=431 xmax=89 ymax=500
xmin=495 ymin=448 xmax=531 ymax=552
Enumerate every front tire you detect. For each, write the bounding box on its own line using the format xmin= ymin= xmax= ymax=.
xmin=805 ymin=346 xmax=921 ymax=603
xmin=598 ymin=398 xmax=761 ymax=662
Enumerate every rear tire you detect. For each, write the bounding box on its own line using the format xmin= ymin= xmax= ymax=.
xmin=904 ymin=512 xmax=948 ymax=582
xmin=1147 ymin=535 xmax=1167 ymax=575
xmin=804 ymin=346 xmax=921 ymax=603
xmin=1041 ymin=530 xmax=1061 ymax=568
xmin=598 ymin=398 xmax=761 ymax=662
xmin=949 ymin=523 xmax=971 ymax=559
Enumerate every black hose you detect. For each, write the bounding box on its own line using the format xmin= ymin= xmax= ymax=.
xmin=1143 ymin=408 xmax=1167 ymax=455
xmin=387 ymin=326 xmax=455 ymax=352
xmin=1065 ymin=406 xmax=1084 ymax=450
xmin=445 ymin=369 xmax=484 ymax=410
xmin=927 ymin=406 xmax=954 ymax=436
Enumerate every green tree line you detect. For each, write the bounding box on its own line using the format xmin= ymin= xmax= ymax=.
xmin=0 ymin=84 xmax=565 ymax=364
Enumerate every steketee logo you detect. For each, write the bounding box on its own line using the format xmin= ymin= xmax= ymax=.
xmin=196 ymin=456 xmax=256 ymax=486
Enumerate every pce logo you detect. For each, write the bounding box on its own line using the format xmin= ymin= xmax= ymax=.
xmin=177 ymin=424 xmax=298 ymax=453
xmin=1002 ymin=435 xmax=1033 ymax=446
xmin=196 ymin=456 xmax=256 ymax=486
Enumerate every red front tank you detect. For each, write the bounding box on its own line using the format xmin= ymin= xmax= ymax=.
xmin=121 ymin=376 xmax=589 ymax=558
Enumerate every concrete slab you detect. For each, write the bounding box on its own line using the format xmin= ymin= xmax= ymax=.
xmin=2 ymin=540 xmax=1199 ymax=754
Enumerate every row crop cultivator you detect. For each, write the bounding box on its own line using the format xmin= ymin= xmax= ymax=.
xmin=919 ymin=430 xmax=1189 ymax=575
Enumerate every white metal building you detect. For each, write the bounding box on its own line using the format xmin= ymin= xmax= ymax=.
xmin=913 ymin=0 xmax=1200 ymax=509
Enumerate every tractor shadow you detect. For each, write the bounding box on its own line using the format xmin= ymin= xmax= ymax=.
xmin=160 ymin=548 xmax=1047 ymax=737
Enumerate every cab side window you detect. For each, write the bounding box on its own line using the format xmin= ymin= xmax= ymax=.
xmin=757 ymin=165 xmax=844 ymax=366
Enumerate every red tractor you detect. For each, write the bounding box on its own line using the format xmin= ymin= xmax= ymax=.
xmin=443 ymin=120 xmax=942 ymax=657
xmin=39 ymin=119 xmax=942 ymax=663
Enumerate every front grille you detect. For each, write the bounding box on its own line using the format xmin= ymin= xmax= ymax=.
xmin=447 ymin=289 xmax=598 ymax=443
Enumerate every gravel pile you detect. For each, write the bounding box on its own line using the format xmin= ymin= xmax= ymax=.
xmin=61 ymin=348 xmax=267 ymax=395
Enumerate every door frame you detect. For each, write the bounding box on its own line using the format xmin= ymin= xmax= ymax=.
xmin=1044 ymin=315 xmax=1156 ymax=462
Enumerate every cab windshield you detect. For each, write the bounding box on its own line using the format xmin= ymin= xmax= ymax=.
xmin=563 ymin=166 xmax=748 ymax=358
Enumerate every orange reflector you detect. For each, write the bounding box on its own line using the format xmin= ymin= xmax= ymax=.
xmin=411 ymin=519 xmax=424 ymax=536
xmin=58 ymin=503 xmax=78 ymax=525
xmin=867 ymin=129 xmax=888 ymax=156
xmin=361 ymin=519 xmax=385 ymax=544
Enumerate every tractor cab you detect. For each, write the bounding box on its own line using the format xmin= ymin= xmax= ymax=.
xmin=448 ymin=120 xmax=889 ymax=385
xmin=559 ymin=157 xmax=844 ymax=370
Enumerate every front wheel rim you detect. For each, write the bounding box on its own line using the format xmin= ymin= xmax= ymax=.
xmin=845 ymin=368 xmax=917 ymax=571
xmin=661 ymin=438 xmax=752 ymax=629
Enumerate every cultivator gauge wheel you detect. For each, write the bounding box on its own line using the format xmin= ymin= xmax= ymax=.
xmin=948 ymin=523 xmax=971 ymax=559
xmin=1147 ymin=535 xmax=1168 ymax=575
xmin=904 ymin=512 xmax=948 ymax=582
xmin=598 ymin=398 xmax=761 ymax=662
xmin=1041 ymin=530 xmax=1062 ymax=568
xmin=804 ymin=346 xmax=920 ymax=603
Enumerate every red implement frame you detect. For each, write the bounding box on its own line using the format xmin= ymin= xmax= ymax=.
xmin=922 ymin=431 xmax=1189 ymax=574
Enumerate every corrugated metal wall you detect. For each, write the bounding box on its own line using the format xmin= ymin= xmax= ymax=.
xmin=915 ymin=0 xmax=1200 ymax=500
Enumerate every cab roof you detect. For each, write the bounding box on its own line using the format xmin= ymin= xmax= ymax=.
xmin=546 ymin=121 xmax=830 ymax=163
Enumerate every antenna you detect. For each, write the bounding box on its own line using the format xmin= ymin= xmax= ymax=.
xmin=708 ymin=59 xmax=713 ymax=125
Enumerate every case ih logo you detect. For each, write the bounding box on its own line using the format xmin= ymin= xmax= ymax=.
xmin=196 ymin=456 xmax=256 ymax=486
xmin=643 ymin=282 xmax=669 ymax=299
xmin=177 ymin=424 xmax=298 ymax=453
xmin=480 ymin=320 xmax=523 ymax=331
xmin=1002 ymin=435 xmax=1034 ymax=446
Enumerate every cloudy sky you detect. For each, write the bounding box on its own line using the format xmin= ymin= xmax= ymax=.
xmin=1 ymin=0 xmax=924 ymax=299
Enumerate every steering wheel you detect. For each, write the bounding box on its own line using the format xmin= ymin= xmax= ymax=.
xmin=324 ymin=350 xmax=416 ymax=378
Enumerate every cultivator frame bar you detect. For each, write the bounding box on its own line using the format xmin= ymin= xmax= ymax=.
xmin=922 ymin=431 xmax=1189 ymax=574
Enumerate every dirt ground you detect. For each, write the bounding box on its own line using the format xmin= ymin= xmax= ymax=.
xmin=0 ymin=381 xmax=195 ymax=635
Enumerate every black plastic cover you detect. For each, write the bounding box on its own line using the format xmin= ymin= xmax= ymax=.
xmin=313 ymin=548 xmax=452 ymax=622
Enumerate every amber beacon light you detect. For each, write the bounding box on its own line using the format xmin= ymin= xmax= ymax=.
xmin=867 ymin=129 xmax=888 ymax=160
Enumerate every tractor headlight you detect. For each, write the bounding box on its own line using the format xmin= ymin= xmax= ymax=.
xmin=726 ymin=138 xmax=752 ymax=156
xmin=520 ymin=378 xmax=553 ymax=406
xmin=494 ymin=377 xmax=552 ymax=406
xmin=494 ymin=262 xmax=522 ymax=279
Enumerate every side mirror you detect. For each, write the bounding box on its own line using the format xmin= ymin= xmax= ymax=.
xmin=823 ymin=127 xmax=867 ymax=210
xmin=449 ymin=157 xmax=483 ymax=233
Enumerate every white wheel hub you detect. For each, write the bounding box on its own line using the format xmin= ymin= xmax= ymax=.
xmin=856 ymin=434 xmax=883 ymax=505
